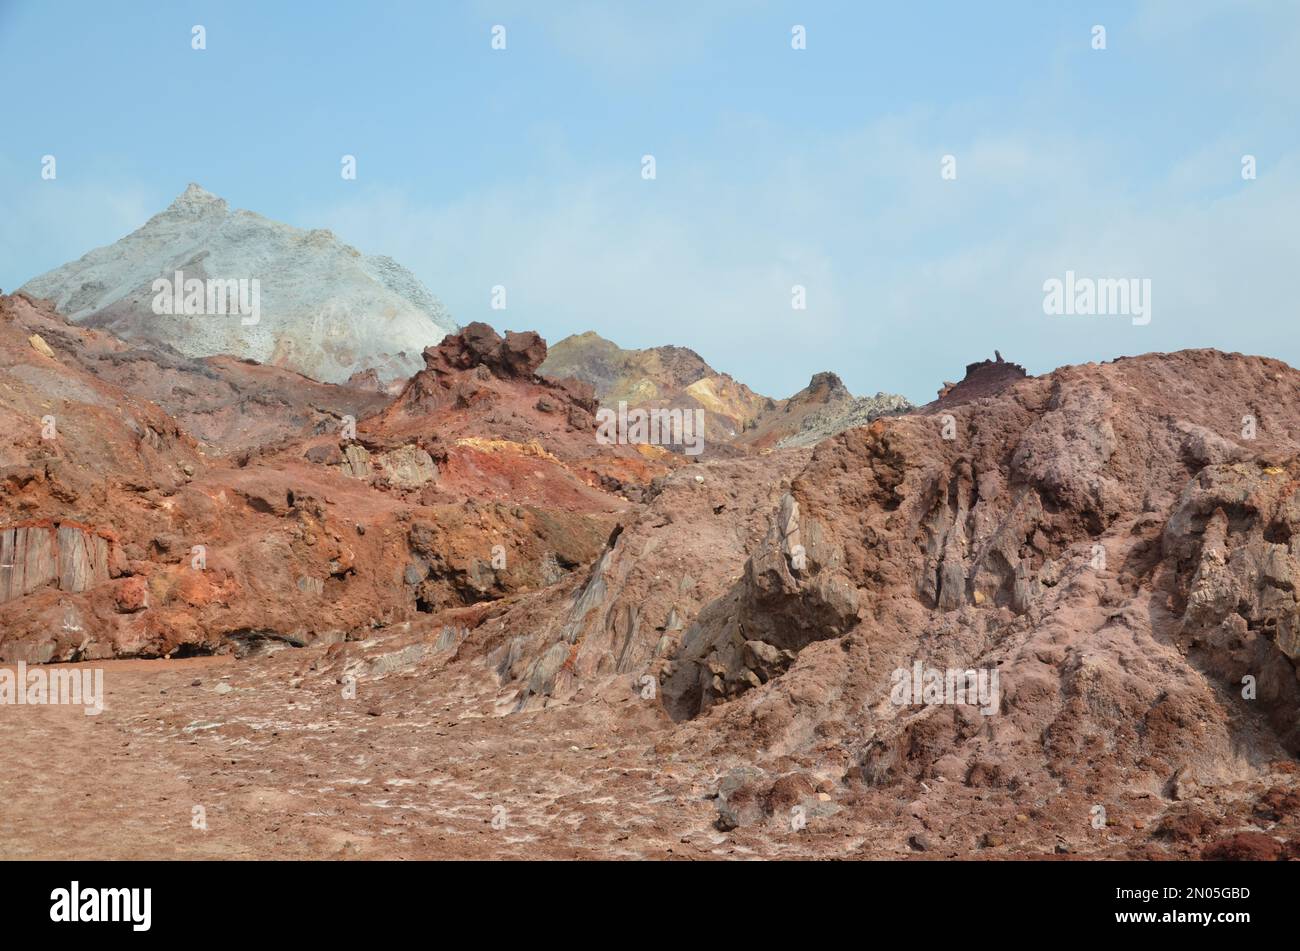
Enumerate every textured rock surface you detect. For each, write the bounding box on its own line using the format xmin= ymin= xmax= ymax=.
xmin=19 ymin=184 xmax=458 ymax=384
xmin=768 ymin=373 xmax=914 ymax=449
xmin=0 ymin=296 xmax=650 ymax=664
xmin=541 ymin=331 xmax=913 ymax=452
xmin=541 ymin=330 xmax=770 ymax=452
xmin=0 ymin=289 xmax=1297 ymax=861
xmin=0 ymin=523 xmax=58 ymax=600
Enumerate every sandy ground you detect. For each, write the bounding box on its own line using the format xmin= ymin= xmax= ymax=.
xmin=0 ymin=651 xmax=781 ymax=860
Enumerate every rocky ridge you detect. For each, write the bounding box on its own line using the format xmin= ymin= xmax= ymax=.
xmin=1 ymin=289 xmax=1297 ymax=861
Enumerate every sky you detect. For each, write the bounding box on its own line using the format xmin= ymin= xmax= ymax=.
xmin=1 ymin=0 xmax=1298 ymax=403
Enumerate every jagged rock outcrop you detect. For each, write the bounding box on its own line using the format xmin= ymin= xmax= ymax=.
xmin=427 ymin=322 xmax=549 ymax=380
xmin=740 ymin=371 xmax=913 ymax=450
xmin=0 ymin=294 xmax=640 ymax=663
xmin=935 ymin=350 xmax=1029 ymax=405
xmin=772 ymin=383 xmax=914 ymax=448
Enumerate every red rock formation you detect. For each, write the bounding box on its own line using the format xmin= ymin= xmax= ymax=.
xmin=1 ymin=290 xmax=1298 ymax=861
xmin=934 ymin=350 xmax=1029 ymax=405
xmin=0 ymin=296 xmax=650 ymax=663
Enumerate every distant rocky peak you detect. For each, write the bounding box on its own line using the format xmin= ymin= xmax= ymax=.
xmin=164 ymin=182 xmax=228 ymax=216
xmin=936 ymin=351 xmax=1030 ymax=405
xmin=791 ymin=371 xmax=852 ymax=406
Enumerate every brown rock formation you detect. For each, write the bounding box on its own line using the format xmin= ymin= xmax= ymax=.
xmin=0 ymin=289 xmax=1297 ymax=862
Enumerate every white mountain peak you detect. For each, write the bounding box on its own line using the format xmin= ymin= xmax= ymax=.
xmin=20 ymin=185 xmax=457 ymax=384
xmin=177 ymin=182 xmax=221 ymax=204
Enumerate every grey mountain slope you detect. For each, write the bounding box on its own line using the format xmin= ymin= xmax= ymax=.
xmin=20 ymin=184 xmax=458 ymax=383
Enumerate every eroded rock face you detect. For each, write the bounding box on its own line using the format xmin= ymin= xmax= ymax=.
xmin=452 ymin=347 xmax=1300 ymax=859
xmin=1164 ymin=460 xmax=1300 ymax=748
xmin=2 ymin=282 xmax=1299 ymax=859
xmin=0 ymin=521 xmax=114 ymax=602
xmin=404 ymin=503 xmax=611 ymax=614
xmin=661 ymin=492 xmax=862 ymax=720
xmin=488 ymin=453 xmax=809 ymax=712
xmin=0 ymin=294 xmax=645 ymax=663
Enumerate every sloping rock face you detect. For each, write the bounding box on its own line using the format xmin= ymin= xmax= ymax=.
xmin=0 ymin=296 xmax=640 ymax=664
xmin=541 ymin=330 xmax=771 ymax=450
xmin=755 ymin=371 xmax=914 ymax=450
xmin=19 ymin=184 xmax=458 ymax=384
xmin=2 ymin=292 xmax=392 ymax=455
xmin=480 ymin=452 xmax=811 ymax=711
xmin=414 ymin=347 xmax=1300 ymax=855
xmin=541 ymin=332 xmax=914 ymax=453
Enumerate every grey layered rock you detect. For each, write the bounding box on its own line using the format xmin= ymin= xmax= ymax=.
xmin=57 ymin=525 xmax=110 ymax=593
xmin=378 ymin=446 xmax=438 ymax=488
xmin=0 ymin=524 xmax=58 ymax=601
xmin=775 ymin=391 xmax=914 ymax=449
xmin=341 ymin=444 xmax=372 ymax=479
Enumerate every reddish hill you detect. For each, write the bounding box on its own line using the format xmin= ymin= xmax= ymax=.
xmin=1 ymin=291 xmax=1296 ymax=861
xmin=0 ymin=299 xmax=645 ymax=663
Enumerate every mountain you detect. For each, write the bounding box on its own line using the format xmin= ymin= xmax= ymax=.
xmin=737 ymin=371 xmax=913 ymax=449
xmin=19 ymin=184 xmax=457 ymax=383
xmin=540 ymin=331 xmax=772 ymax=445
xmin=540 ymin=331 xmax=914 ymax=451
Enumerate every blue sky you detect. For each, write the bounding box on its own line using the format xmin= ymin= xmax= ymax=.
xmin=2 ymin=0 xmax=1297 ymax=402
